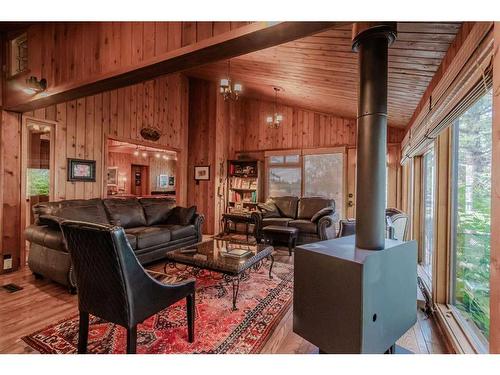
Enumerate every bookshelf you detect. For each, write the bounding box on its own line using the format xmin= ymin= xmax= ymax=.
xmin=226 ymin=159 xmax=261 ymax=213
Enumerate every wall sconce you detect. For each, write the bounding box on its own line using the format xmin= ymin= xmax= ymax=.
xmin=23 ymin=76 xmax=47 ymax=95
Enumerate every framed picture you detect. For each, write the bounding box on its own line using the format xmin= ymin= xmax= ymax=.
xmin=169 ymin=176 xmax=175 ymax=186
xmin=194 ymin=166 xmax=210 ymax=181
xmin=67 ymin=158 xmax=96 ymax=182
xmin=107 ymin=166 xmax=118 ymax=186
xmin=158 ymin=174 xmax=168 ymax=188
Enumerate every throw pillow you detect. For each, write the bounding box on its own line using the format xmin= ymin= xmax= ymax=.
xmin=257 ymin=201 xmax=281 ymax=218
xmin=311 ymin=207 xmax=334 ymax=222
xmin=166 ymin=206 xmax=196 ymax=226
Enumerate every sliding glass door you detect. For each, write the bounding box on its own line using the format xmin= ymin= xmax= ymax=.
xmin=451 ymin=89 xmax=492 ymax=342
xmin=421 ymin=148 xmax=435 ymax=286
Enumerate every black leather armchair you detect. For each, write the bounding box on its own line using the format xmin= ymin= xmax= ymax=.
xmin=60 ymin=220 xmax=196 ymax=354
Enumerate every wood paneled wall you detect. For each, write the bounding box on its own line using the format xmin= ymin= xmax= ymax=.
xmin=0 ymin=74 xmax=189 ymax=273
xmin=0 ymin=111 xmax=22 ymax=272
xmin=229 ymin=96 xmax=405 ymax=152
xmin=24 ymin=74 xmax=188 ymax=202
xmin=187 ymin=78 xmax=406 ymax=235
xmin=5 ymin=22 xmax=251 ymax=110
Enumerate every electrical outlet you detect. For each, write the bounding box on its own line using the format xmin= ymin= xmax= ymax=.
xmin=3 ymin=254 xmax=12 ymax=270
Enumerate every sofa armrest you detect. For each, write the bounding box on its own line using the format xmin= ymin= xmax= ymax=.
xmin=318 ymin=212 xmax=340 ymax=240
xmin=38 ymin=214 xmax=64 ymax=230
xmin=192 ymin=213 xmax=205 ymax=241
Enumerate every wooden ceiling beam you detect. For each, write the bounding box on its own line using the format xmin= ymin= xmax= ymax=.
xmin=5 ymin=21 xmax=342 ymax=112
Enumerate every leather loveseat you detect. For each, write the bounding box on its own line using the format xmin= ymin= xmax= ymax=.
xmin=25 ymin=197 xmax=204 ymax=292
xmin=252 ymin=196 xmax=338 ymax=244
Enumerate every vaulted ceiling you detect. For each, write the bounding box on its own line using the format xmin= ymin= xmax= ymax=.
xmin=187 ymin=22 xmax=462 ymax=128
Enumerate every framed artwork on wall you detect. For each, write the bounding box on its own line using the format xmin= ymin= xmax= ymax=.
xmin=194 ymin=166 xmax=210 ymax=181
xmin=158 ymin=174 xmax=168 ymax=188
xmin=67 ymin=158 xmax=96 ymax=182
xmin=107 ymin=166 xmax=118 ymax=186
xmin=169 ymin=176 xmax=175 ymax=186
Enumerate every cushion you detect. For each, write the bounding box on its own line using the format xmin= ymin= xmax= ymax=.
xmin=158 ymin=224 xmax=197 ymax=241
xmin=270 ymin=196 xmax=299 ymax=218
xmin=311 ymin=207 xmax=335 ymax=222
xmin=24 ymin=225 xmax=66 ymax=252
xmin=139 ymin=198 xmax=176 ymax=226
xmin=262 ymin=217 xmax=292 ymax=227
xmin=297 ymin=197 xmax=335 ymax=220
xmin=58 ymin=200 xmax=110 ymax=225
xmin=288 ymin=219 xmax=318 ymax=234
xmin=125 ymin=227 xmax=171 ymax=249
xmin=103 ymin=198 xmax=147 ymax=228
xmin=257 ymin=201 xmax=281 ymax=218
xmin=165 ymin=206 xmax=196 ymax=226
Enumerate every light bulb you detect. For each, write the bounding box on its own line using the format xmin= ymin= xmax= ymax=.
xmin=142 ymin=152 xmax=147 ymax=158
xmin=155 ymin=153 xmax=161 ymax=158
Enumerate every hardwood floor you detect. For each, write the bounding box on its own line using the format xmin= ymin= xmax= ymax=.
xmin=0 ymin=249 xmax=447 ymax=354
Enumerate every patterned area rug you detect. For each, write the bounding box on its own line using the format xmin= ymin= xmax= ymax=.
xmin=22 ymin=260 xmax=293 ymax=354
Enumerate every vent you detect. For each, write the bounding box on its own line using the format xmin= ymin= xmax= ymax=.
xmin=1 ymin=283 xmax=23 ymax=293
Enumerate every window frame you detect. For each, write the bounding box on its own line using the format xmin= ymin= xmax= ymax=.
xmin=445 ymin=91 xmax=492 ymax=351
xmin=420 ymin=146 xmax=436 ymax=288
xmin=264 ymin=147 xmax=347 ymax=218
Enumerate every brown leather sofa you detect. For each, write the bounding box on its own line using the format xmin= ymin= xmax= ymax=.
xmin=25 ymin=197 xmax=204 ymax=292
xmin=252 ymin=196 xmax=338 ymax=244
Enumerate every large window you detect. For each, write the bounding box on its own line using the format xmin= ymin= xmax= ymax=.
xmin=451 ymin=89 xmax=492 ymax=342
xmin=422 ymin=148 xmax=435 ymax=285
xmin=266 ymin=150 xmax=345 ymax=216
xmin=304 ymin=153 xmax=344 ymax=215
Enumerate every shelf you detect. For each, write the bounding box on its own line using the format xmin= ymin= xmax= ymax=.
xmin=229 ymin=201 xmax=258 ymax=205
xmin=230 ymin=187 xmax=257 ymax=192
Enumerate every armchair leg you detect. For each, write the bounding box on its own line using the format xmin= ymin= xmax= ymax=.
xmin=186 ymin=293 xmax=195 ymax=343
xmin=77 ymin=311 xmax=89 ymax=354
xmin=127 ymin=326 xmax=137 ymax=354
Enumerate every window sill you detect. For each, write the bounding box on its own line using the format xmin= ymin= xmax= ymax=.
xmin=434 ymin=303 xmax=487 ymax=354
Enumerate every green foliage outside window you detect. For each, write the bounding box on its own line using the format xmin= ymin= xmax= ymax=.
xmin=454 ymin=89 xmax=492 ymax=339
xmin=27 ymin=168 xmax=50 ymax=196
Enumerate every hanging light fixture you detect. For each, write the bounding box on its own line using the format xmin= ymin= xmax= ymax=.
xmin=266 ymin=87 xmax=283 ymax=129
xmin=220 ymin=60 xmax=242 ymax=101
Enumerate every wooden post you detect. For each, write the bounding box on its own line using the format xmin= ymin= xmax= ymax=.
xmin=489 ymin=21 xmax=500 ymax=353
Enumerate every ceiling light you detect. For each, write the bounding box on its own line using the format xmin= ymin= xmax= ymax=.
xmin=266 ymin=87 xmax=283 ymax=129
xmin=220 ymin=60 xmax=242 ymax=101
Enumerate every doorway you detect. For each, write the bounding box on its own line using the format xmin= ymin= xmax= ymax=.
xmin=131 ymin=164 xmax=149 ymax=196
xmin=21 ymin=117 xmax=56 ymax=263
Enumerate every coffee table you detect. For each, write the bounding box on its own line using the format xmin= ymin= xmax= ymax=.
xmin=164 ymin=239 xmax=274 ymax=310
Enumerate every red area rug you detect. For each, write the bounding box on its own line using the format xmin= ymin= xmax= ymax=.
xmin=22 ymin=260 xmax=293 ymax=354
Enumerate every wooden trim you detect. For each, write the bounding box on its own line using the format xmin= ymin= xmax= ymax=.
xmin=20 ymin=116 xmax=57 ymax=268
xmin=489 ymin=21 xmax=500 ymax=353
xmin=5 ymin=22 xmax=340 ymax=113
xmin=435 ymin=303 xmax=483 ymax=354
xmin=301 ymin=146 xmax=346 ymax=155
xmin=264 ymin=149 xmax=302 ymax=157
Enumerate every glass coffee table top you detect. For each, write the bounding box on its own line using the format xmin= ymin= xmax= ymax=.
xmin=164 ymin=239 xmax=274 ymax=310
xmin=165 ymin=239 xmax=273 ymax=276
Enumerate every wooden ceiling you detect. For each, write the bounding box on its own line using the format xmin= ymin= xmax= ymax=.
xmin=187 ymin=22 xmax=462 ymax=128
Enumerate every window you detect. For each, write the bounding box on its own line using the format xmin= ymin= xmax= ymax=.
xmin=451 ymin=89 xmax=492 ymax=342
xmin=304 ymin=153 xmax=344 ymax=215
xmin=422 ymin=148 xmax=435 ymax=286
xmin=266 ymin=150 xmax=345 ymax=216
xmin=9 ymin=33 xmax=28 ymax=76
xmin=268 ymin=167 xmax=302 ymax=197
